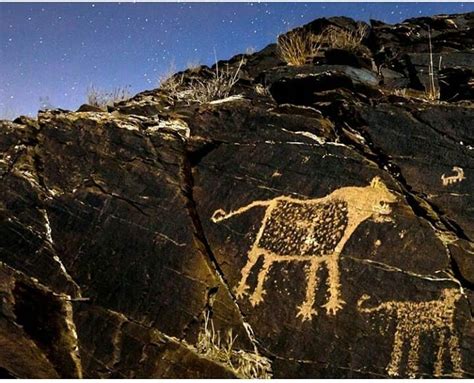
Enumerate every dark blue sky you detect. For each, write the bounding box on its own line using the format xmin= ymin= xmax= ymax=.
xmin=1 ymin=2 xmax=473 ymax=118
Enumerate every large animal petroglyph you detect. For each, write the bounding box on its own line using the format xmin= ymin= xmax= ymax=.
xmin=358 ymin=289 xmax=463 ymax=378
xmin=211 ymin=177 xmax=397 ymax=321
xmin=441 ymin=166 xmax=466 ymax=186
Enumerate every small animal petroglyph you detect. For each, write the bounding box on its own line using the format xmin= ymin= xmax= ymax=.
xmin=211 ymin=177 xmax=397 ymax=321
xmin=358 ymin=289 xmax=463 ymax=378
xmin=441 ymin=166 xmax=466 ymax=186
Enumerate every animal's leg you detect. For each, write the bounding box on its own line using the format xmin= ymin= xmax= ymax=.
xmin=407 ymin=333 xmax=421 ymax=378
xmin=448 ymin=334 xmax=463 ymax=378
xmin=322 ymin=254 xmax=345 ymax=315
xmin=235 ymin=246 xmax=262 ymax=299
xmin=387 ymin=329 xmax=405 ymax=377
xmin=296 ymin=259 xmax=320 ymax=321
xmin=249 ymin=256 xmax=273 ymax=307
xmin=434 ymin=331 xmax=446 ymax=377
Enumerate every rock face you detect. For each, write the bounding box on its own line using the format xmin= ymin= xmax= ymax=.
xmin=1 ymin=12 xmax=473 ymax=378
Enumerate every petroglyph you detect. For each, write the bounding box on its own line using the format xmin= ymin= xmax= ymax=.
xmin=441 ymin=166 xmax=466 ymax=186
xmin=358 ymin=289 xmax=463 ymax=378
xmin=211 ymin=177 xmax=397 ymax=321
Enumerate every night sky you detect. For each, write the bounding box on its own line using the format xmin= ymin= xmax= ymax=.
xmin=1 ymin=2 xmax=473 ymax=118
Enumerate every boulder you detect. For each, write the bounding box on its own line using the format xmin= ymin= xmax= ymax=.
xmin=0 ymin=11 xmax=473 ymax=379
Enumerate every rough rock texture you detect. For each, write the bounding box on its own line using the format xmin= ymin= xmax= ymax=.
xmin=1 ymin=12 xmax=473 ymax=378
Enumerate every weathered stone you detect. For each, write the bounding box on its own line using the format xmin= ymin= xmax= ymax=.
xmin=0 ymin=263 xmax=81 ymax=378
xmin=0 ymin=11 xmax=473 ymax=379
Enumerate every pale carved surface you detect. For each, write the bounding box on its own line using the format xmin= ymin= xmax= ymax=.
xmin=441 ymin=166 xmax=466 ymax=186
xmin=211 ymin=177 xmax=397 ymax=321
xmin=358 ymin=289 xmax=463 ymax=378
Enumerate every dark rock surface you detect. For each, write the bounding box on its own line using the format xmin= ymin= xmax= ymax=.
xmin=1 ymin=12 xmax=473 ymax=378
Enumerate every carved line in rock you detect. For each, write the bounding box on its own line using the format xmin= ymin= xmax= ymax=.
xmin=211 ymin=177 xmax=397 ymax=321
xmin=357 ymin=288 xmax=463 ymax=378
xmin=441 ymin=166 xmax=466 ymax=187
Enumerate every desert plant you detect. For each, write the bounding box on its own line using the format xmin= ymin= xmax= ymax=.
xmin=392 ymin=88 xmax=408 ymax=97
xmin=0 ymin=104 xmax=18 ymax=120
xmin=277 ymin=29 xmax=324 ymax=66
xmin=324 ymin=23 xmax=368 ymax=51
xmin=424 ymin=26 xmax=440 ymax=101
xmin=86 ymin=85 xmax=131 ymax=108
xmin=186 ymin=59 xmax=202 ymax=72
xmin=186 ymin=58 xmax=244 ymax=103
xmin=160 ymin=57 xmax=244 ymax=104
xmin=39 ymin=96 xmax=54 ymax=111
xmin=159 ymin=71 xmax=185 ymax=96
xmin=194 ymin=312 xmax=272 ymax=379
xmin=158 ymin=60 xmax=181 ymax=89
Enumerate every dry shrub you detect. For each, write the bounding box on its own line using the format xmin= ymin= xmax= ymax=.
xmin=277 ymin=29 xmax=324 ymax=66
xmin=424 ymin=26 xmax=440 ymax=101
xmin=186 ymin=58 xmax=243 ymax=103
xmin=86 ymin=85 xmax=131 ymax=108
xmin=278 ymin=23 xmax=368 ymax=66
xmin=158 ymin=61 xmax=184 ymax=93
xmin=159 ymin=57 xmax=244 ymax=104
xmin=324 ymin=23 xmax=368 ymax=51
xmin=159 ymin=72 xmax=185 ymax=96
xmin=393 ymin=88 xmax=408 ymax=97
xmin=195 ymin=312 xmax=272 ymax=379
xmin=0 ymin=104 xmax=18 ymax=120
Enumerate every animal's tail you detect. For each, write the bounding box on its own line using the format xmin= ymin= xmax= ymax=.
xmin=211 ymin=199 xmax=271 ymax=223
xmin=211 ymin=209 xmax=229 ymax=223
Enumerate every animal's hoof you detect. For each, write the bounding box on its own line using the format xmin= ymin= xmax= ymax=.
xmin=296 ymin=304 xmax=317 ymax=321
xmin=234 ymin=284 xmax=249 ymax=299
xmin=249 ymin=292 xmax=265 ymax=307
xmin=386 ymin=366 xmax=399 ymax=378
xmin=323 ymin=299 xmax=345 ymax=315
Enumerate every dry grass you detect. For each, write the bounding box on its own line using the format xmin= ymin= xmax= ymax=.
xmin=86 ymin=85 xmax=131 ymax=108
xmin=186 ymin=58 xmax=243 ymax=103
xmin=0 ymin=104 xmax=17 ymax=120
xmin=278 ymin=24 xmax=368 ymax=66
xmin=324 ymin=24 xmax=368 ymax=51
xmin=277 ymin=29 xmax=324 ymax=66
xmin=392 ymin=88 xmax=408 ymax=97
xmin=159 ymin=57 xmax=244 ymax=104
xmin=424 ymin=26 xmax=440 ymax=101
xmin=159 ymin=72 xmax=185 ymax=96
xmin=194 ymin=312 xmax=272 ymax=379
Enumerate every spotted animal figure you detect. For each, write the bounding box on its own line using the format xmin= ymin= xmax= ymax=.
xmin=357 ymin=289 xmax=463 ymax=378
xmin=211 ymin=177 xmax=397 ymax=321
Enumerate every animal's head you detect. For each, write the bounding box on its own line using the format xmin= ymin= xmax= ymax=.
xmin=440 ymin=288 xmax=462 ymax=305
xmin=358 ymin=177 xmax=397 ymax=222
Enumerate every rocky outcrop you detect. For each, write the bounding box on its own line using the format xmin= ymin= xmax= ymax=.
xmin=1 ymin=12 xmax=473 ymax=378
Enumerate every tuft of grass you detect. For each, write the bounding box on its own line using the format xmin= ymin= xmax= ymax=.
xmin=186 ymin=57 xmax=244 ymax=103
xmin=86 ymin=85 xmax=131 ymax=108
xmin=424 ymin=26 xmax=440 ymax=101
xmin=324 ymin=24 xmax=368 ymax=51
xmin=392 ymin=88 xmax=408 ymax=97
xmin=159 ymin=73 xmax=185 ymax=98
xmin=159 ymin=57 xmax=244 ymax=104
xmin=0 ymin=104 xmax=18 ymax=121
xmin=277 ymin=29 xmax=324 ymax=66
xmin=277 ymin=23 xmax=368 ymax=66
xmin=194 ymin=312 xmax=272 ymax=379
